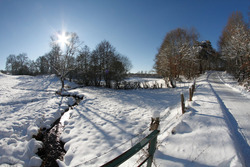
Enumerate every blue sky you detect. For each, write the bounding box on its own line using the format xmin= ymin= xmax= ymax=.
xmin=0 ymin=0 xmax=249 ymax=73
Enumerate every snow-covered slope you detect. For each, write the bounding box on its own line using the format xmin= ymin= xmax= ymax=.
xmin=0 ymin=72 xmax=249 ymax=167
xmin=0 ymin=73 xmax=77 ymax=166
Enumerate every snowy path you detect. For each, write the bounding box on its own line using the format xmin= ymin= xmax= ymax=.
xmin=208 ymin=72 xmax=250 ymax=166
xmin=155 ymin=71 xmax=250 ymax=167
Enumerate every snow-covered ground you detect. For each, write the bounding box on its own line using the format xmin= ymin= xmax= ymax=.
xmin=0 ymin=71 xmax=249 ymax=167
xmin=57 ymin=81 xmax=189 ymax=167
xmin=155 ymin=71 xmax=250 ymax=167
xmin=0 ymin=73 xmax=77 ymax=166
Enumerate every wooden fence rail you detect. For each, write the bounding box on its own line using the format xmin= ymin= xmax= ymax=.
xmin=101 ymin=118 xmax=160 ymax=167
xmin=101 ymin=130 xmax=159 ymax=167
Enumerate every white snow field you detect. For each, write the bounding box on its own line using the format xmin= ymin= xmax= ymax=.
xmin=0 ymin=73 xmax=77 ymax=166
xmin=0 ymin=71 xmax=249 ymax=167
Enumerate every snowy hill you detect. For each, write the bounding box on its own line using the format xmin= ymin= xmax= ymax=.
xmin=0 ymin=72 xmax=249 ymax=167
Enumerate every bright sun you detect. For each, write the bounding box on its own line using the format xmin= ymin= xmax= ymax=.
xmin=56 ymin=31 xmax=70 ymax=48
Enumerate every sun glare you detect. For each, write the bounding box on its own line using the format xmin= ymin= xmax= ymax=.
xmin=56 ymin=31 xmax=70 ymax=48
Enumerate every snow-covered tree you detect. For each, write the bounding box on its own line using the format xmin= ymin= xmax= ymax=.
xmin=218 ymin=11 xmax=250 ymax=81
xmin=154 ymin=28 xmax=200 ymax=87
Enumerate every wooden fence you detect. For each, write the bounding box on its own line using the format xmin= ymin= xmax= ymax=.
xmin=101 ymin=118 xmax=160 ymax=167
xmin=101 ymin=80 xmax=196 ymax=166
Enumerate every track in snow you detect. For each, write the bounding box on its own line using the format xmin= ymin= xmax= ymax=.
xmin=207 ymin=71 xmax=250 ymax=166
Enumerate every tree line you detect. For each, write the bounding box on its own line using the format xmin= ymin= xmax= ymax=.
xmin=5 ymin=11 xmax=249 ymax=90
xmin=5 ymin=32 xmax=132 ymax=90
xmin=154 ymin=11 xmax=249 ymax=87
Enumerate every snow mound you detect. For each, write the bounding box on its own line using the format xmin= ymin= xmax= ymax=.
xmin=28 ymin=155 xmax=43 ymax=167
xmin=27 ymin=124 xmax=39 ymax=139
xmin=67 ymin=97 xmax=76 ymax=106
xmin=172 ymin=121 xmax=192 ymax=134
xmin=22 ymin=139 xmax=43 ymax=159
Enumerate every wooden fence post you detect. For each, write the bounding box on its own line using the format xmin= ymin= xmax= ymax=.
xmin=189 ymin=87 xmax=192 ymax=101
xmin=193 ymin=81 xmax=196 ymax=91
xmin=192 ymin=85 xmax=194 ymax=97
xmin=147 ymin=134 xmax=158 ymax=167
xmin=149 ymin=117 xmax=160 ymax=131
xmin=147 ymin=117 xmax=160 ymax=167
xmin=181 ymin=93 xmax=185 ymax=114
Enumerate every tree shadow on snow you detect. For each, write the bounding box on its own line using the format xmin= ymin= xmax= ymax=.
xmin=188 ymin=107 xmax=224 ymax=120
xmin=156 ymin=150 xmax=211 ymax=167
xmin=74 ymin=106 xmax=133 ymax=151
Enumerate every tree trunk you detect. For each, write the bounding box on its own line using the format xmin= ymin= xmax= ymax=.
xmin=60 ymin=77 xmax=65 ymax=91
xmin=169 ymin=77 xmax=176 ymax=88
xmin=199 ymin=60 xmax=203 ymax=74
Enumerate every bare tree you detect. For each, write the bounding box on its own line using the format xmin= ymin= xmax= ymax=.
xmin=85 ymin=40 xmax=132 ymax=87
xmin=36 ymin=56 xmax=49 ymax=74
xmin=76 ymin=45 xmax=91 ymax=85
xmin=110 ymin=54 xmax=132 ymax=87
xmin=6 ymin=54 xmax=17 ymax=74
xmin=50 ymin=31 xmax=81 ymax=91
xmin=93 ymin=40 xmax=116 ymax=87
xmin=6 ymin=53 xmax=30 ymax=75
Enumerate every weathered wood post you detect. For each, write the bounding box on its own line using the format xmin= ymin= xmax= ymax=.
xmin=181 ymin=93 xmax=185 ymax=114
xmin=149 ymin=117 xmax=160 ymax=131
xmin=193 ymin=80 xmax=196 ymax=91
xmin=191 ymin=85 xmax=195 ymax=97
xmin=148 ymin=117 xmax=160 ymax=167
xmin=189 ymin=87 xmax=192 ymax=101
